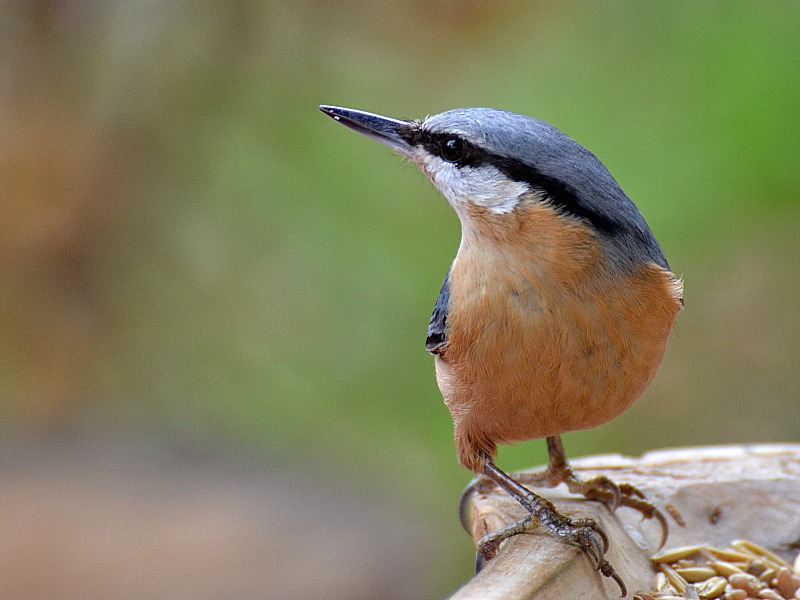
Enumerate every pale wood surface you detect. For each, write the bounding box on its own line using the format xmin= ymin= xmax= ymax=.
xmin=452 ymin=444 xmax=800 ymax=599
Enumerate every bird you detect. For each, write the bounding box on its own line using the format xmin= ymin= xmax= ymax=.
xmin=320 ymin=104 xmax=683 ymax=596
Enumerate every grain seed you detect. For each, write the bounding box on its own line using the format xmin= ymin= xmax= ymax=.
xmin=733 ymin=540 xmax=791 ymax=570
xmin=728 ymin=572 xmax=764 ymax=596
xmin=652 ymin=546 xmax=705 ymax=564
xmin=710 ymin=561 xmax=745 ymax=577
xmin=775 ymin=568 xmax=800 ymax=598
xmin=696 ymin=576 xmax=727 ymax=599
xmin=660 ymin=564 xmax=689 ymax=594
xmin=676 ymin=567 xmax=717 ymax=583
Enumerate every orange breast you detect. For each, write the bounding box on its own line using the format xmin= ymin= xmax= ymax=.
xmin=436 ymin=202 xmax=682 ymax=472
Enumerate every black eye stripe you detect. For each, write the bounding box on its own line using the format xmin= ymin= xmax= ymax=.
xmin=398 ymin=128 xmax=474 ymax=165
xmin=399 ymin=127 xmax=621 ymax=234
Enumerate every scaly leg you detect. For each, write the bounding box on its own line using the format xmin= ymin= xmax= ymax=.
xmin=460 ymin=437 xmax=668 ymax=551
xmin=474 ymin=459 xmax=627 ymax=597
xmin=518 ymin=437 xmax=668 ymax=549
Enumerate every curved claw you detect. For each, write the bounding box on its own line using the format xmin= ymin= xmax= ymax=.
xmin=475 ymin=552 xmax=486 ymax=574
xmin=607 ymin=484 xmax=622 ymax=512
xmin=599 ymin=560 xmax=628 ymax=597
xmin=569 ymin=523 xmax=630 ymax=595
xmin=588 ymin=534 xmax=606 ymax=571
xmin=617 ymin=495 xmax=670 ymax=550
xmin=572 ymin=518 xmax=609 ymax=553
xmin=577 ymin=475 xmax=670 ymax=551
xmin=459 ymin=478 xmax=480 ymax=534
xmin=619 ymin=483 xmax=646 ymax=500
xmin=653 ymin=507 xmax=669 ymax=550
xmin=594 ymin=476 xmax=623 ymax=511
xmin=459 ymin=475 xmax=497 ymax=535
xmin=576 ymin=523 xmax=626 ymax=596
xmin=572 ymin=524 xmax=606 ymax=571
xmin=565 ymin=473 xmax=624 ymax=512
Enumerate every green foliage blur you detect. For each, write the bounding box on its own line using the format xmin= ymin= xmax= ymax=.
xmin=1 ymin=1 xmax=799 ymax=596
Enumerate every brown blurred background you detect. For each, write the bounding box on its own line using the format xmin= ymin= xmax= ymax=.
xmin=1 ymin=1 xmax=798 ymax=598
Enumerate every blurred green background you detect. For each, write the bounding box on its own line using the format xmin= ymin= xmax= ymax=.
xmin=1 ymin=1 xmax=798 ymax=598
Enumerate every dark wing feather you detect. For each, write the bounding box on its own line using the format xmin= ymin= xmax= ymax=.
xmin=425 ymin=266 xmax=451 ymax=355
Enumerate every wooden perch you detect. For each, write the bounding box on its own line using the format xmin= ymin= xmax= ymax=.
xmin=452 ymin=444 xmax=800 ymax=599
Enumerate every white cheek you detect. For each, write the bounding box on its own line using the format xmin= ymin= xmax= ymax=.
xmin=421 ymin=156 xmax=529 ymax=215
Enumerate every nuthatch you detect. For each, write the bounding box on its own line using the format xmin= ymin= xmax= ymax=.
xmin=320 ymin=105 xmax=683 ymax=596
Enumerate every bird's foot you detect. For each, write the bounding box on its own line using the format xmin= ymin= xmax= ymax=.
xmin=473 ymin=497 xmax=626 ymax=596
xmin=546 ymin=515 xmax=626 ymax=598
xmin=515 ymin=465 xmax=670 ymax=550
xmin=470 ymin=460 xmax=627 ymax=596
xmin=475 ymin=514 xmax=535 ymax=570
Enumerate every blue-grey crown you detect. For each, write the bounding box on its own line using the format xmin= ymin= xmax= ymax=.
xmin=421 ymin=108 xmax=669 ymax=271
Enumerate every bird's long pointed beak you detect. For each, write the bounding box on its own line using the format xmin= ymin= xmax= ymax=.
xmin=320 ymin=105 xmax=416 ymax=156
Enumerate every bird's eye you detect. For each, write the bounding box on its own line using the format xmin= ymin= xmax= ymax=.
xmin=440 ymin=137 xmax=465 ymax=163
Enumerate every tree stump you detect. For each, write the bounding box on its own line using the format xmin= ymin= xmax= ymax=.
xmin=453 ymin=444 xmax=800 ymax=599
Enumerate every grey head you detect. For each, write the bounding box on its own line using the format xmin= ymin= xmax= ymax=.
xmin=320 ymin=105 xmax=669 ymax=271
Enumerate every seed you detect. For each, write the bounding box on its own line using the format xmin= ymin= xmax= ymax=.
xmin=775 ymin=568 xmax=800 ymax=598
xmin=652 ymin=546 xmax=706 ymax=563
xmin=648 ymin=542 xmax=799 ymax=600
xmin=677 ymin=559 xmax=698 ymax=569
xmin=711 ymin=561 xmax=745 ymax=577
xmin=696 ymin=576 xmax=727 ymax=599
xmin=748 ymin=560 xmax=770 ymax=577
xmin=677 ymin=567 xmax=718 ymax=583
xmin=685 ymin=583 xmax=701 ymax=600
xmin=655 ymin=572 xmax=672 ymax=592
xmin=729 ymin=572 xmax=764 ymax=595
xmin=708 ymin=548 xmax=756 ymax=563
xmin=660 ymin=564 xmax=688 ymax=594
xmin=756 ymin=589 xmax=786 ymax=600
xmin=759 ymin=568 xmax=778 ymax=584
xmin=665 ymin=503 xmax=686 ymax=527
xmin=733 ymin=540 xmax=791 ymax=570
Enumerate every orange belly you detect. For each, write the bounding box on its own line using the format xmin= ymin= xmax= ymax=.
xmin=436 ymin=207 xmax=682 ymax=472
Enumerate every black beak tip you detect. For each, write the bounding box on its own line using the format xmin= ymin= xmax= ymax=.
xmin=319 ymin=105 xmax=341 ymax=120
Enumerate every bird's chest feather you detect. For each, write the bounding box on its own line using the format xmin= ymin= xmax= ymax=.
xmin=443 ymin=250 xmax=589 ymax=380
xmin=441 ymin=204 xmax=607 ymax=377
xmin=434 ymin=206 xmax=681 ymax=441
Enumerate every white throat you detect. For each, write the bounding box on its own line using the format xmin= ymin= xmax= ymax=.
xmin=414 ymin=152 xmax=530 ymax=216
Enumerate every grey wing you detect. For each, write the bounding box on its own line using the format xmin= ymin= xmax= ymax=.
xmin=425 ymin=266 xmax=451 ymax=355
